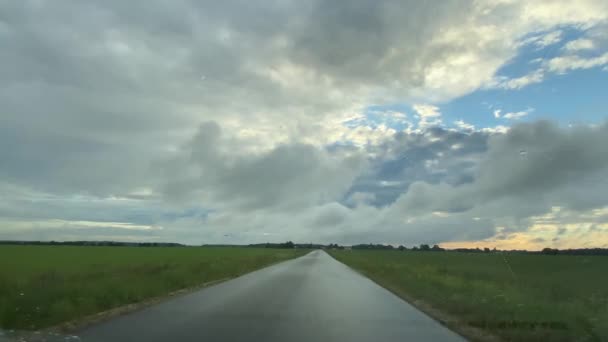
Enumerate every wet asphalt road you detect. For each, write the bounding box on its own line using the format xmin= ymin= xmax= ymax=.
xmin=79 ymin=250 xmax=465 ymax=341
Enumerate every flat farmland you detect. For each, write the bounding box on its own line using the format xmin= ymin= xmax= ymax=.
xmin=0 ymin=246 xmax=305 ymax=330
xmin=329 ymin=250 xmax=608 ymax=342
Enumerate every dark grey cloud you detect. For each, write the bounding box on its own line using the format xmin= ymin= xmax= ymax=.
xmin=394 ymin=121 xmax=608 ymax=220
xmin=160 ymin=121 xmax=366 ymax=210
xmin=284 ymin=0 xmax=474 ymax=87
xmin=0 ymin=121 xmax=158 ymax=196
xmin=346 ymin=127 xmax=490 ymax=207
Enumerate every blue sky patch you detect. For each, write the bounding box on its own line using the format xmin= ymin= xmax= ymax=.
xmin=345 ymin=25 xmax=608 ymax=133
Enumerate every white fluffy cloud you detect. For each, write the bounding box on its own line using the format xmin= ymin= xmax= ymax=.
xmin=490 ymin=69 xmax=545 ymax=90
xmin=546 ymin=52 xmax=608 ymax=73
xmin=413 ymin=104 xmax=441 ymax=118
xmin=493 ymin=108 xmax=533 ymax=120
xmin=563 ymin=38 xmax=595 ymax=51
xmin=503 ymin=110 xmax=531 ymax=120
xmin=454 ymin=120 xmax=475 ymax=131
xmin=413 ymin=104 xmax=442 ymax=128
xmin=530 ymin=30 xmax=563 ymax=49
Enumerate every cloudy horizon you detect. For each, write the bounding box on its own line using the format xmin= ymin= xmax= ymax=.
xmin=1 ymin=0 xmax=608 ymax=249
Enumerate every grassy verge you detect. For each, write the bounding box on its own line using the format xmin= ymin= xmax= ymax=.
xmin=329 ymin=250 xmax=608 ymax=342
xmin=0 ymin=246 xmax=306 ymax=330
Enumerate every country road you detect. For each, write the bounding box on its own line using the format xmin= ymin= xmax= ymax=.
xmin=79 ymin=250 xmax=465 ymax=341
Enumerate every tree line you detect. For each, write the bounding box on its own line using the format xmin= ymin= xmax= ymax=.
xmin=0 ymin=240 xmax=184 ymax=247
xmin=3 ymin=240 xmax=607 ymax=255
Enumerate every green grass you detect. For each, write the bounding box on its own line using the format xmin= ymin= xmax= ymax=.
xmin=0 ymin=246 xmax=305 ymax=330
xmin=329 ymin=250 xmax=608 ymax=342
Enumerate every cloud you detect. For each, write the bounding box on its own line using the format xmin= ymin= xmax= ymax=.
xmin=490 ymin=69 xmax=545 ymax=90
xmin=413 ymin=104 xmax=441 ymax=118
xmin=493 ymin=108 xmax=533 ymax=120
xmin=159 ymin=121 xmax=367 ymax=211
xmin=487 ymin=20 xmax=608 ymax=91
xmin=393 ymin=121 xmax=608 ymax=221
xmin=1 ymin=0 xmax=608 ymax=246
xmin=347 ymin=126 xmax=490 ymax=208
xmin=546 ymin=52 xmax=608 ymax=73
xmin=488 ymin=48 xmax=608 ymax=90
xmin=530 ymin=30 xmax=563 ymax=49
xmin=3 ymin=118 xmax=608 ymax=247
xmin=340 ymin=110 xmax=412 ymax=145
xmin=563 ymin=38 xmax=595 ymax=51
xmin=1 ymin=219 xmax=161 ymax=231
xmin=454 ymin=120 xmax=475 ymax=131
xmin=413 ymin=104 xmax=442 ymax=128
xmin=503 ymin=111 xmax=530 ymax=120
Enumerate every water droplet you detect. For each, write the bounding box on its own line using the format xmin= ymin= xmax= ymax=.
xmin=519 ymin=149 xmax=527 ymax=157
xmin=20 ymin=292 xmax=25 ymax=296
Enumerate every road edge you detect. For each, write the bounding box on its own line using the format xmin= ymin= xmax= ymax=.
xmin=42 ymin=250 xmax=312 ymax=335
xmin=50 ymin=278 xmax=232 ymax=334
xmin=326 ymin=251 xmax=502 ymax=342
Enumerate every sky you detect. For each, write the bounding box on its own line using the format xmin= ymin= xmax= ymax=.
xmin=1 ymin=0 xmax=608 ymax=250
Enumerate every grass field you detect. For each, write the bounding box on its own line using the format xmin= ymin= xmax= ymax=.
xmin=0 ymin=246 xmax=305 ymax=330
xmin=329 ymin=250 xmax=608 ymax=342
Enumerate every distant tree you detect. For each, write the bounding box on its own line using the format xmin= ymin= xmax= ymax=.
xmin=431 ymin=244 xmax=445 ymax=252
xmin=484 ymin=247 xmax=491 ymax=253
xmin=412 ymin=246 xmax=420 ymax=251
xmin=419 ymin=244 xmax=431 ymax=251
xmin=541 ymin=247 xmax=559 ymax=255
xmin=398 ymin=245 xmax=406 ymax=251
